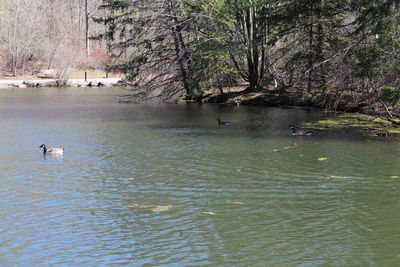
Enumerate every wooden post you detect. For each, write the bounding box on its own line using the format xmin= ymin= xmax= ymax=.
xmin=85 ymin=71 xmax=87 ymax=81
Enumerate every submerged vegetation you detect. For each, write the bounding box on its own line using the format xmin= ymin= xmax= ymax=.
xmin=302 ymin=113 xmax=400 ymax=136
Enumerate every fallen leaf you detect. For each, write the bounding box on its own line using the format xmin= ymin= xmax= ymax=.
xmin=203 ymin=211 xmax=216 ymax=215
xmin=132 ymin=203 xmax=172 ymax=213
xmin=329 ymin=176 xmax=347 ymax=179
xmin=318 ymin=157 xmax=329 ymax=161
xmin=150 ymin=205 xmax=172 ymax=212
xmin=132 ymin=203 xmax=151 ymax=208
xmin=283 ymin=143 xmax=297 ymax=150
xmin=232 ymin=201 xmax=243 ymax=205
xmin=390 ymin=176 xmax=400 ymax=179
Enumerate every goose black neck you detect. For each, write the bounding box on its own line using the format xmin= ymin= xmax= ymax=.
xmin=42 ymin=145 xmax=47 ymax=154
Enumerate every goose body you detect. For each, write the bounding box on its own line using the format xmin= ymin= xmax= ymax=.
xmin=217 ymin=117 xmax=230 ymax=125
xmin=290 ymin=126 xmax=313 ymax=136
xmin=39 ymin=144 xmax=64 ymax=154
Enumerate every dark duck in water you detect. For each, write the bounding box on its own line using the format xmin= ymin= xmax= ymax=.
xmin=290 ymin=126 xmax=313 ymax=136
xmin=217 ymin=117 xmax=230 ymax=125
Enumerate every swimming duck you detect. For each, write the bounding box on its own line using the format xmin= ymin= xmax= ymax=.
xmin=39 ymin=144 xmax=64 ymax=154
xmin=217 ymin=117 xmax=230 ymax=125
xmin=290 ymin=126 xmax=313 ymax=136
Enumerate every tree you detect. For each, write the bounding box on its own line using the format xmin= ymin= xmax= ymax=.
xmin=93 ymin=0 xmax=202 ymax=100
xmin=350 ymin=0 xmax=400 ymax=116
xmin=272 ymin=0 xmax=352 ymax=94
xmin=198 ymin=0 xmax=281 ymax=92
xmin=0 ymin=0 xmax=106 ymax=77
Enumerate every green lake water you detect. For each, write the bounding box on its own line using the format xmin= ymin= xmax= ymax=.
xmin=0 ymin=87 xmax=400 ymax=266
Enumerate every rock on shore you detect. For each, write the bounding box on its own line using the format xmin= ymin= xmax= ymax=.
xmin=0 ymin=78 xmax=127 ymax=88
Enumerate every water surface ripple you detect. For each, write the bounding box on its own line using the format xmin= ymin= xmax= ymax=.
xmin=0 ymin=87 xmax=400 ymax=266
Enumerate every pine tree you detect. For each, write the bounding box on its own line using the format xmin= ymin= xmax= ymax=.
xmin=93 ymin=0 xmax=201 ymax=101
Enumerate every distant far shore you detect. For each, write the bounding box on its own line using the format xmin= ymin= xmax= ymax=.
xmin=0 ymin=69 xmax=127 ymax=88
xmin=0 ymin=77 xmax=126 ymax=89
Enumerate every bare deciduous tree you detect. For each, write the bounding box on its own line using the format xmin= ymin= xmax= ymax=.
xmin=0 ymin=0 xmax=105 ymax=77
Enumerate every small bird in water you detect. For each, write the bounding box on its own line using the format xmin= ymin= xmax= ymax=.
xmin=217 ymin=117 xmax=230 ymax=125
xmin=39 ymin=144 xmax=64 ymax=154
xmin=290 ymin=126 xmax=313 ymax=136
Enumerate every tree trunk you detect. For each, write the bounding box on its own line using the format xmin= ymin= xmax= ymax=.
xmin=166 ymin=0 xmax=194 ymax=98
xmin=11 ymin=0 xmax=20 ymax=76
xmin=316 ymin=22 xmax=326 ymax=89
xmin=85 ymin=0 xmax=89 ymax=56
xmin=307 ymin=2 xmax=314 ymax=93
xmin=235 ymin=5 xmax=267 ymax=92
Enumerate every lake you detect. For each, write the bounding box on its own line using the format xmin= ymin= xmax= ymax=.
xmin=0 ymin=87 xmax=399 ymax=266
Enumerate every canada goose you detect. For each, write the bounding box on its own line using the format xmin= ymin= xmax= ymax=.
xmin=217 ymin=117 xmax=230 ymax=125
xmin=290 ymin=126 xmax=313 ymax=136
xmin=39 ymin=144 xmax=64 ymax=154
xmin=376 ymin=131 xmax=390 ymax=137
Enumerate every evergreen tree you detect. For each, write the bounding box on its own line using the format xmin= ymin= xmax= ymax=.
xmin=276 ymin=0 xmax=351 ymax=95
xmin=93 ymin=0 xmax=201 ymax=101
xmin=350 ymin=0 xmax=400 ymax=115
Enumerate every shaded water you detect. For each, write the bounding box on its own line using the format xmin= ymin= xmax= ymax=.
xmin=0 ymin=87 xmax=400 ymax=266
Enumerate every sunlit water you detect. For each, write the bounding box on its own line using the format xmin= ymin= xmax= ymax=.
xmin=0 ymin=87 xmax=400 ymax=266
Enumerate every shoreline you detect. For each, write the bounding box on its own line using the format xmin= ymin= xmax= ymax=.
xmin=0 ymin=77 xmax=124 ymax=89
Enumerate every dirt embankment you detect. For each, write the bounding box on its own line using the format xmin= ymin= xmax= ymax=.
xmin=203 ymin=89 xmax=369 ymax=113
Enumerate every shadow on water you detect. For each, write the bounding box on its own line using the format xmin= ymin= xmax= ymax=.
xmin=147 ymin=103 xmax=392 ymax=142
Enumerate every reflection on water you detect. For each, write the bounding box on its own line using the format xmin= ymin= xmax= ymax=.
xmin=0 ymin=87 xmax=400 ymax=265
